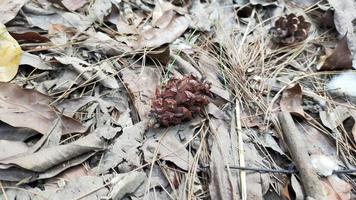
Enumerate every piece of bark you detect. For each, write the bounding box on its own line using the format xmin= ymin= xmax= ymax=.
xmin=278 ymin=111 xmax=326 ymax=200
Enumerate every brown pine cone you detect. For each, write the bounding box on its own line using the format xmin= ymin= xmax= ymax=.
xmin=151 ymin=74 xmax=212 ymax=126
xmin=270 ymin=13 xmax=311 ymax=45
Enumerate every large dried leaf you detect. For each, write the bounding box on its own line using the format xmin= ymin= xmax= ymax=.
xmin=280 ymin=83 xmax=305 ymax=117
xmin=198 ymin=52 xmax=231 ymax=101
xmin=208 ymin=117 xmax=239 ymax=199
xmin=0 ymin=121 xmax=38 ymax=141
xmin=0 ymin=0 xmax=28 ymax=24
xmin=38 ymin=152 xmax=95 ymax=180
xmin=143 ymin=128 xmax=194 ymax=171
xmin=320 ymin=106 xmax=351 ymax=130
xmin=88 ymin=0 xmax=112 ymax=23
xmin=95 ymin=122 xmax=145 ymax=174
xmin=0 ymin=23 xmax=22 ymax=82
xmin=137 ymin=15 xmax=189 ymax=49
xmin=23 ymin=4 xmax=91 ymax=31
xmin=0 ymin=133 xmax=105 ymax=172
xmin=42 ymin=176 xmax=108 ymax=200
xmin=322 ymin=175 xmax=352 ymax=200
xmin=0 ymin=140 xmax=29 ymax=160
xmin=328 ymin=0 xmax=356 ymax=68
xmin=51 ymin=0 xmax=88 ymax=11
xmin=189 ymin=0 xmax=220 ymax=31
xmin=83 ymin=31 xmax=133 ymax=55
xmin=0 ymin=83 xmax=86 ymax=135
xmin=109 ymin=171 xmax=146 ymax=200
xmin=121 ymin=67 xmax=160 ymax=121
xmin=55 ymin=56 xmax=120 ymax=89
xmin=318 ymin=35 xmax=353 ymax=71
xmin=20 ymin=52 xmax=54 ymax=70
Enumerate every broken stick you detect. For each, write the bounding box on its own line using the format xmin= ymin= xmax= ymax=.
xmin=278 ymin=111 xmax=326 ymax=200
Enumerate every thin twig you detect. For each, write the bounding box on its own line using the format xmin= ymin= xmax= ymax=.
xmin=235 ymin=100 xmax=246 ymax=200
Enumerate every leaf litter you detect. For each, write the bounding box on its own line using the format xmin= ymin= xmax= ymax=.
xmin=0 ymin=0 xmax=355 ymax=199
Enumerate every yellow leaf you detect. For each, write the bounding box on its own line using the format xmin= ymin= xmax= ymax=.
xmin=0 ymin=23 xmax=22 ymax=82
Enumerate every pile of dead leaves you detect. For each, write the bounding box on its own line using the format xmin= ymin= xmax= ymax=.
xmin=0 ymin=0 xmax=355 ymax=199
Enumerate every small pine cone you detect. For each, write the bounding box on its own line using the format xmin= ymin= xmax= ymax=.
xmin=270 ymin=13 xmax=311 ymax=45
xmin=151 ymin=74 xmax=212 ymax=126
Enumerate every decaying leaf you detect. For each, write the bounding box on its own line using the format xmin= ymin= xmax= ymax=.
xmin=137 ymin=15 xmax=189 ymax=49
xmin=0 ymin=133 xmax=105 ymax=172
xmin=209 ymin=116 xmax=240 ymax=200
xmin=55 ymin=56 xmax=120 ymax=89
xmin=88 ymin=0 xmax=112 ymax=23
xmin=10 ymin=30 xmax=50 ymax=43
xmin=189 ymin=0 xmax=220 ymax=32
xmin=83 ymin=31 xmax=133 ymax=55
xmin=20 ymin=52 xmax=54 ymax=70
xmin=322 ymin=175 xmax=352 ymax=200
xmin=328 ymin=0 xmax=356 ymax=68
xmin=121 ymin=67 xmax=160 ymax=122
xmin=318 ymin=35 xmax=353 ymax=71
xmin=0 ymin=82 xmax=86 ymax=135
xmin=51 ymin=0 xmax=88 ymax=11
xmin=0 ymin=121 xmax=38 ymax=141
xmin=319 ymin=106 xmax=350 ymax=130
xmin=95 ymin=121 xmax=146 ymax=174
xmin=143 ymin=129 xmax=194 ymax=171
xmin=43 ymin=176 xmax=108 ymax=200
xmin=0 ymin=0 xmax=28 ymax=24
xmin=280 ymin=83 xmax=305 ymax=117
xmin=109 ymin=171 xmax=146 ymax=200
xmin=0 ymin=140 xmax=29 ymax=160
xmin=0 ymin=23 xmax=23 ymax=82
xmin=23 ymin=5 xmax=91 ymax=31
xmin=282 ymin=175 xmax=304 ymax=200
xmin=147 ymin=45 xmax=171 ymax=65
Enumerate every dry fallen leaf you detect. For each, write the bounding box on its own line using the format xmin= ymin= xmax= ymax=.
xmin=281 ymin=175 xmax=304 ymax=200
xmin=0 ymin=0 xmax=28 ymax=24
xmin=94 ymin=122 xmax=145 ymax=174
xmin=20 ymin=52 xmax=54 ymax=70
xmin=280 ymin=83 xmax=305 ymax=117
xmin=121 ymin=67 xmax=160 ymax=122
xmin=88 ymin=0 xmax=112 ymax=23
xmin=322 ymin=175 xmax=352 ymax=200
xmin=50 ymin=0 xmax=88 ymax=11
xmin=0 ymin=133 xmax=105 ymax=172
xmin=44 ymin=176 xmax=108 ymax=200
xmin=319 ymin=106 xmax=350 ymax=130
xmin=0 ymin=23 xmax=23 ymax=82
xmin=137 ymin=15 xmax=189 ymax=49
xmin=143 ymin=127 xmax=194 ymax=171
xmin=209 ymin=117 xmax=239 ymax=200
xmin=318 ymin=35 xmax=353 ymax=71
xmin=109 ymin=171 xmax=146 ymax=199
xmin=23 ymin=5 xmax=91 ymax=31
xmin=0 ymin=82 xmax=86 ymax=135
xmin=328 ymin=0 xmax=356 ymax=68
xmin=10 ymin=31 xmax=50 ymax=43
xmin=0 ymin=140 xmax=29 ymax=160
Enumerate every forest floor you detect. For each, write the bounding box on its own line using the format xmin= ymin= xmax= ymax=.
xmin=0 ymin=0 xmax=355 ymax=199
